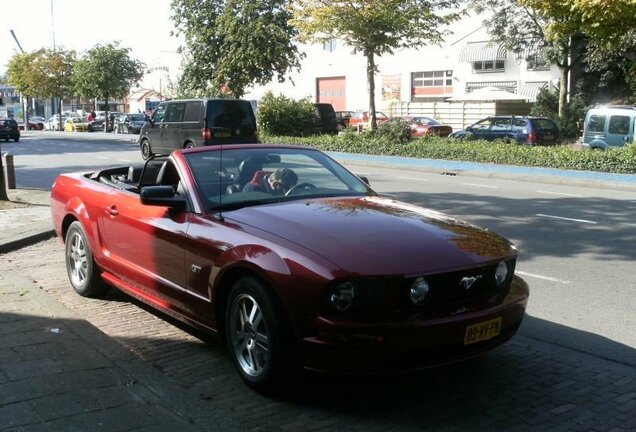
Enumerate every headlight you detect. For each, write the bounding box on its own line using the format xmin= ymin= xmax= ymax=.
xmin=329 ymin=282 xmax=356 ymax=311
xmin=494 ymin=261 xmax=509 ymax=286
xmin=409 ymin=277 xmax=430 ymax=305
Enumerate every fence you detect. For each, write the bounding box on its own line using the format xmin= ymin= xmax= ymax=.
xmin=385 ymin=101 xmax=533 ymax=131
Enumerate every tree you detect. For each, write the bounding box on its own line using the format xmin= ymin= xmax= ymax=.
xmin=521 ymin=0 xmax=636 ymax=48
xmin=290 ymin=0 xmax=462 ymax=131
xmin=470 ymin=0 xmax=586 ymax=118
xmin=521 ymin=0 xmax=636 ymax=102
xmin=171 ymin=0 xmax=302 ymax=98
xmin=7 ymin=49 xmax=77 ymax=130
xmin=73 ymin=43 xmax=144 ymax=122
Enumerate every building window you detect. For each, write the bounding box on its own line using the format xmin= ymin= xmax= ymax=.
xmin=473 ymin=60 xmax=505 ymax=73
xmin=323 ymin=38 xmax=337 ymax=53
xmin=526 ymin=54 xmax=551 ymax=71
xmin=411 ymin=70 xmax=453 ymax=101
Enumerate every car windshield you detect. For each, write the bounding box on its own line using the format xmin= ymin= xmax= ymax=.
xmin=533 ymin=119 xmax=557 ymax=132
xmin=412 ymin=117 xmax=439 ymax=126
xmin=184 ymin=147 xmax=373 ymax=211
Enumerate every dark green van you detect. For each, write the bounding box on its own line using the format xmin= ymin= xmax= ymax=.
xmin=139 ymin=99 xmax=258 ymax=160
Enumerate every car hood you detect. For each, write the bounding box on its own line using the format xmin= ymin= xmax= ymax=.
xmin=226 ymin=196 xmax=515 ymax=275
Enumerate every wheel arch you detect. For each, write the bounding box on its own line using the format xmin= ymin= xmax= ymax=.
xmin=213 ymin=264 xmax=291 ymax=344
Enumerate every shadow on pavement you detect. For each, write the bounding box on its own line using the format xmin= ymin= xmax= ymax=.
xmin=99 ymin=290 xmax=635 ymax=432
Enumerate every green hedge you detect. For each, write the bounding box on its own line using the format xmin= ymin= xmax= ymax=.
xmin=260 ymin=133 xmax=636 ymax=174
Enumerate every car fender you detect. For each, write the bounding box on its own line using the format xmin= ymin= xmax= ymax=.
xmin=211 ymin=242 xmax=331 ymax=320
xmin=212 ymin=244 xmax=294 ymax=294
xmin=59 ymin=196 xmax=104 ymax=260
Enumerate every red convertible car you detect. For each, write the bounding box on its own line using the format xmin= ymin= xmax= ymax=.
xmin=399 ymin=116 xmax=453 ymax=137
xmin=51 ymin=145 xmax=529 ymax=392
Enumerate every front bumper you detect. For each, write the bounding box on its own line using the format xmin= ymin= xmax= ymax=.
xmin=300 ymin=276 xmax=529 ymax=374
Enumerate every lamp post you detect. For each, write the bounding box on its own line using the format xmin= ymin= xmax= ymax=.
xmin=9 ymin=29 xmax=28 ymax=131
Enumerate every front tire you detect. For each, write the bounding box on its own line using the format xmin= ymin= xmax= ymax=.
xmin=64 ymin=221 xmax=107 ymax=297
xmin=225 ymin=277 xmax=296 ymax=393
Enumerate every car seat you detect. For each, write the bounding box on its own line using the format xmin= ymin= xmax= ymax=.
xmin=156 ymin=161 xmax=181 ymax=191
xmin=226 ymin=159 xmax=262 ymax=194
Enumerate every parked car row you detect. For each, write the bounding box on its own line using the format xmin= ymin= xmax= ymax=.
xmin=36 ymin=112 xmax=149 ymax=135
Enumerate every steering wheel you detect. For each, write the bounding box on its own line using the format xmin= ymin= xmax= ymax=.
xmin=285 ymin=182 xmax=317 ymax=196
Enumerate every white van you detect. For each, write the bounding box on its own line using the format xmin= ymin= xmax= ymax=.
xmin=581 ymin=105 xmax=636 ymax=150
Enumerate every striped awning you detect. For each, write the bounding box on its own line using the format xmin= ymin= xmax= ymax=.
xmin=517 ymin=82 xmax=548 ymax=102
xmin=459 ymin=41 xmax=507 ymax=62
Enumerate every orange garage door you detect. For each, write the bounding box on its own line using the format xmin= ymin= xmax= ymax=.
xmin=316 ymin=77 xmax=346 ymax=111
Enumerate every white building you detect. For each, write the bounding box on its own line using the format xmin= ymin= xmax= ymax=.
xmin=245 ymin=14 xmax=559 ymax=123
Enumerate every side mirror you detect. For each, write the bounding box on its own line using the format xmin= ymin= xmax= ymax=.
xmin=466 ymin=127 xmax=473 ymax=132
xmin=140 ymin=186 xmax=186 ymax=209
xmin=358 ymin=175 xmax=370 ymax=186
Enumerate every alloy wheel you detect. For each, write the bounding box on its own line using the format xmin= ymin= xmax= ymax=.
xmin=229 ymin=293 xmax=270 ymax=377
xmin=67 ymin=232 xmax=87 ymax=288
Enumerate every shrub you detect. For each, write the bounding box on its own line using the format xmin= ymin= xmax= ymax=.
xmin=374 ymin=118 xmax=413 ymax=144
xmin=260 ymin=133 xmax=636 ymax=174
xmin=256 ymin=92 xmax=314 ymax=137
xmin=531 ymin=88 xmax=587 ymax=138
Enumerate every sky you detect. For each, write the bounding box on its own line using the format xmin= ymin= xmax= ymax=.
xmin=2 ymin=0 xmax=183 ymax=79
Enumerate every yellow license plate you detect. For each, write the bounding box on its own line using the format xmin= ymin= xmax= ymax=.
xmin=464 ymin=317 xmax=502 ymax=345
xmin=213 ymin=132 xmax=231 ymax=138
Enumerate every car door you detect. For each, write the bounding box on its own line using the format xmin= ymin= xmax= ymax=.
xmin=146 ymin=103 xmax=166 ymax=152
xmin=469 ymin=118 xmax=494 ymax=140
xmin=489 ymin=118 xmax=512 ymax=141
xmin=97 ymin=162 xmax=190 ymax=309
xmin=162 ymin=102 xmax=186 ymax=151
xmin=606 ymin=115 xmax=632 ymax=147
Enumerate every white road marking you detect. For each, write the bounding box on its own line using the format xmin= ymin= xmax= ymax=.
xmin=536 ymin=190 xmax=583 ymax=198
xmin=117 ymin=159 xmax=133 ymax=162
xmin=460 ymin=182 xmax=498 ymax=189
xmin=399 ymin=176 xmax=430 ymax=182
xmin=96 ymin=156 xmax=109 ymax=160
xmin=536 ymin=213 xmax=597 ymax=224
xmin=516 ymin=271 xmax=570 ymax=284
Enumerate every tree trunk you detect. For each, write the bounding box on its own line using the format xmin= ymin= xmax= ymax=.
xmin=58 ymin=98 xmax=63 ymax=131
xmin=558 ymin=66 xmax=568 ymax=119
xmin=0 ymin=145 xmax=8 ymax=201
xmin=366 ymin=51 xmax=377 ymax=132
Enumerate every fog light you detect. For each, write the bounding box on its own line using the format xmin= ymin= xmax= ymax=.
xmin=495 ymin=261 xmax=509 ymax=286
xmin=409 ymin=277 xmax=430 ymax=305
xmin=329 ymin=282 xmax=355 ymax=311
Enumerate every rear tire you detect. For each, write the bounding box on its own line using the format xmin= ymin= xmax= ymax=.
xmin=140 ymin=139 xmax=153 ymax=160
xmin=14 ymin=137 xmax=19 ymax=142
xmin=64 ymin=222 xmax=107 ymax=298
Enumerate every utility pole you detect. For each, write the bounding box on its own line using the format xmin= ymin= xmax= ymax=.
xmin=9 ymin=30 xmax=28 ymax=132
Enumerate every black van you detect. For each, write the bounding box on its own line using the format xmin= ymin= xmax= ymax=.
xmin=139 ymin=99 xmax=258 ymax=159
xmin=312 ymin=103 xmax=339 ymax=135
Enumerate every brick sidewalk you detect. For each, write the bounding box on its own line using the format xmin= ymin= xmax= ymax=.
xmin=0 ymin=252 xmax=237 ymax=432
xmin=2 ymin=239 xmax=635 ymax=432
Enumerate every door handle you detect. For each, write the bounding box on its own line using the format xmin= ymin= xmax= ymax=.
xmin=106 ymin=205 xmax=119 ymax=216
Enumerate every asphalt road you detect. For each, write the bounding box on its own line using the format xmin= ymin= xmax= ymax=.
xmin=3 ymin=131 xmax=636 ymax=367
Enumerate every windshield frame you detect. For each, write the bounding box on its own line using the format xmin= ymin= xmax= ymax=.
xmin=183 ymin=146 xmax=376 ymax=213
